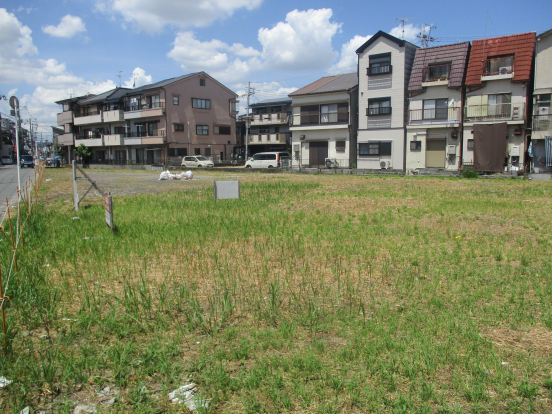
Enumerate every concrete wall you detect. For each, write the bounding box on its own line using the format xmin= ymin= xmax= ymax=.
xmin=291 ymin=126 xmax=351 ymax=167
xmin=535 ymin=33 xmax=552 ymax=92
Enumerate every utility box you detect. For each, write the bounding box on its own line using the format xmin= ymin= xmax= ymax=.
xmin=510 ymin=146 xmax=520 ymax=156
xmin=214 ymin=181 xmax=240 ymax=200
xmin=447 ymin=145 xmax=456 ymax=155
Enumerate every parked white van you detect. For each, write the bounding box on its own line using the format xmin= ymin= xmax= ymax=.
xmin=244 ymin=152 xmax=290 ymax=168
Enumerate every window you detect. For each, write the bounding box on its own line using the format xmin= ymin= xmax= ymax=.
xmin=169 ymin=148 xmax=187 ymax=156
xmin=321 ymin=104 xmax=338 ymax=123
xmin=196 ymin=125 xmax=209 ymax=135
xmin=467 ymin=139 xmax=474 ymax=151
xmin=174 ymin=123 xmax=184 ymax=132
xmin=200 ymin=79 xmax=206 ymax=86
xmin=423 ymin=99 xmax=448 ymax=119
xmin=146 ymin=95 xmax=160 ymax=109
xmin=194 ymin=148 xmax=201 ymax=155
xmin=410 ymin=141 xmax=422 ymax=151
xmin=488 ymin=93 xmax=511 ymax=117
xmin=537 ymin=94 xmax=551 ymax=107
xmin=426 ymin=63 xmax=450 ymax=81
xmin=359 ymin=142 xmax=392 ymax=156
xmin=336 ymin=141 xmax=346 ymax=152
xmin=205 ymin=148 xmax=211 ymax=156
xmin=484 ymin=55 xmax=514 ymax=75
xmin=259 ymin=127 xmax=269 ymax=133
xmin=173 ymin=96 xmax=179 ymax=105
xmin=114 ymin=126 xmax=125 ymax=134
xmin=192 ymin=98 xmax=211 ymax=109
xmin=300 ymin=105 xmax=319 ymax=125
xmin=217 ymin=126 xmax=231 ymax=135
xmin=231 ymin=102 xmax=239 ymax=112
xmin=367 ymin=98 xmax=391 ymax=116
xmin=368 ymin=53 xmax=392 ymax=75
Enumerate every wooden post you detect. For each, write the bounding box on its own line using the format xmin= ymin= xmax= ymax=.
xmin=0 ymin=265 xmax=7 ymax=351
xmin=6 ymin=199 xmax=17 ymax=274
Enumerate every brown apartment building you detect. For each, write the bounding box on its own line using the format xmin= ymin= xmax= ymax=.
xmin=56 ymin=72 xmax=239 ymax=166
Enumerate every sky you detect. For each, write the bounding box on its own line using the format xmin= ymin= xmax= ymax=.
xmin=1 ymin=0 xmax=551 ymax=140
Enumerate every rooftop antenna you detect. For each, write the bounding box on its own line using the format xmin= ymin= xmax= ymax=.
xmin=116 ymin=71 xmax=123 ymax=87
xmin=396 ymin=18 xmax=410 ymax=40
xmin=417 ymin=23 xmax=437 ymax=48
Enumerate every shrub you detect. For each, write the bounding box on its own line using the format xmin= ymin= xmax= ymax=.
xmin=461 ymin=169 xmax=478 ymax=179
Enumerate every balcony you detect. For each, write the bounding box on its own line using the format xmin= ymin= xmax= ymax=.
xmin=74 ymin=110 xmax=102 ymax=126
xmin=464 ymin=103 xmax=525 ymax=123
xmin=57 ymin=111 xmax=73 ymax=125
xmin=250 ymin=113 xmax=288 ymax=125
xmin=75 ymin=134 xmax=104 ymax=147
xmin=125 ymin=129 xmax=166 ymax=145
xmin=408 ymin=107 xmax=461 ymax=126
xmin=248 ymin=133 xmax=286 ymax=144
xmin=104 ymin=134 xmax=125 ymax=146
xmin=532 ymin=114 xmax=552 ymax=139
xmin=56 ymin=133 xmax=74 ymax=145
xmin=103 ymin=109 xmax=124 ymax=123
xmin=124 ymin=101 xmax=165 ymax=119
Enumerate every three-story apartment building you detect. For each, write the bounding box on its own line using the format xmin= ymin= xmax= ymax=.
xmin=463 ymin=32 xmax=535 ymax=172
xmin=356 ymin=31 xmax=418 ymax=171
xmin=531 ymin=28 xmax=552 ymax=172
xmin=56 ymin=72 xmax=239 ymax=165
xmin=406 ymin=42 xmax=470 ymax=172
xmin=289 ymin=73 xmax=358 ymax=168
xmin=247 ymin=98 xmax=291 ymax=153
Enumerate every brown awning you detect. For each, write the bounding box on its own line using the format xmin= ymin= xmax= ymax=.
xmin=473 ymin=123 xmax=507 ymax=172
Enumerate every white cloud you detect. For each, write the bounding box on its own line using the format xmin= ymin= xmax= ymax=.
xmin=97 ymin=0 xmax=263 ymax=34
xmin=167 ymin=31 xmax=262 ymax=86
xmin=124 ymin=67 xmax=152 ymax=88
xmin=0 ymin=8 xmax=37 ymax=57
xmin=258 ymin=9 xmax=341 ymax=71
xmin=389 ymin=23 xmax=420 ymax=42
xmin=42 ymin=15 xmax=86 ymax=38
xmin=330 ymin=34 xmax=371 ymax=73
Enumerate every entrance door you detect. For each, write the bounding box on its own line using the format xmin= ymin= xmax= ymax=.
xmin=309 ymin=141 xmax=328 ymax=168
xmin=426 ymin=139 xmax=446 ymax=168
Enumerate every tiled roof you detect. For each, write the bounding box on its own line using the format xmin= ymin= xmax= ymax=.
xmin=131 ymin=73 xmax=197 ymax=92
xmin=355 ymin=30 xmax=416 ymax=54
xmin=79 ymin=87 xmax=131 ymax=104
xmin=289 ymin=73 xmax=358 ymax=97
xmin=408 ymin=42 xmax=470 ymax=92
xmin=465 ymin=32 xmax=536 ymax=86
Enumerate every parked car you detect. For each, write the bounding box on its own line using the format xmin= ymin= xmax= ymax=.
xmin=181 ymin=156 xmax=214 ymax=168
xmin=245 ymin=152 xmax=290 ymax=168
xmin=47 ymin=156 xmax=61 ymax=167
xmin=20 ymin=155 xmax=34 ymax=168
xmin=1 ymin=156 xmax=12 ymax=165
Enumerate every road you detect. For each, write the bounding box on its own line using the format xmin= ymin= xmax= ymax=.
xmin=0 ymin=163 xmax=36 ymax=223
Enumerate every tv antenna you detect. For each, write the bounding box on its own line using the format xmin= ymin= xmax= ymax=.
xmin=417 ymin=23 xmax=437 ymax=48
xmin=116 ymin=71 xmax=123 ymax=87
xmin=396 ymin=18 xmax=410 ymax=40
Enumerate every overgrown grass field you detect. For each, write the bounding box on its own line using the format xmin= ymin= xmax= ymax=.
xmin=1 ymin=170 xmax=552 ymax=413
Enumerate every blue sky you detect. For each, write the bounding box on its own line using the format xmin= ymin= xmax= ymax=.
xmin=1 ymin=0 xmax=551 ymax=139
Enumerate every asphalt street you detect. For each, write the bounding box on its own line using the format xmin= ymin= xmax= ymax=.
xmin=0 ymin=163 xmax=36 ymax=223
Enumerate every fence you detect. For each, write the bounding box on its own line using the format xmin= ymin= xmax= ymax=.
xmin=0 ymin=162 xmax=46 ymax=350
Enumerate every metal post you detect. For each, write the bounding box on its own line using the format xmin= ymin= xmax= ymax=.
xmin=0 ymin=265 xmax=7 ymax=351
xmin=73 ymin=161 xmax=79 ymax=211
xmin=245 ymin=81 xmax=250 ymax=162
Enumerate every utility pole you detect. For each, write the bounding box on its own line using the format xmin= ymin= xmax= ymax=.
xmin=396 ymin=18 xmax=410 ymax=40
xmin=244 ymin=81 xmax=255 ymax=162
xmin=9 ymin=96 xmax=21 ymax=202
xmin=417 ymin=23 xmax=437 ymax=48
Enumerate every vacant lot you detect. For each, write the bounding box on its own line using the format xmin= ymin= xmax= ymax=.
xmin=1 ymin=169 xmax=552 ymax=413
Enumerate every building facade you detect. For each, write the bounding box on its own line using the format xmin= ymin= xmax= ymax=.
xmin=463 ymin=32 xmax=535 ymax=172
xmin=56 ymin=72 xmax=239 ymax=166
xmin=247 ymin=98 xmax=291 ymax=154
xmin=356 ymin=31 xmax=418 ymax=171
xmin=289 ymin=73 xmax=358 ymax=168
xmin=531 ymin=28 xmax=552 ymax=172
xmin=406 ymin=42 xmax=470 ymax=173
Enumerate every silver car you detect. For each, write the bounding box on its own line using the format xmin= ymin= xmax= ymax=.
xmin=181 ymin=156 xmax=214 ymax=168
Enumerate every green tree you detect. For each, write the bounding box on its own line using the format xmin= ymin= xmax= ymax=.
xmin=75 ymin=143 xmax=91 ymax=163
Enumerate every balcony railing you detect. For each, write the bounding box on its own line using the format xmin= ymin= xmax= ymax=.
xmin=250 ymin=113 xmax=288 ymax=124
xmin=368 ymin=65 xmax=392 ymax=75
xmin=75 ymin=110 xmax=101 ymax=118
xmin=248 ymin=133 xmax=287 ymax=144
xmin=533 ymin=114 xmax=552 ymax=132
xmin=124 ymin=101 xmax=165 ymax=112
xmin=483 ymin=57 xmax=514 ymax=76
xmin=125 ymin=129 xmax=166 ymax=138
xmin=464 ymin=103 xmax=525 ymax=122
xmin=367 ymin=107 xmax=391 ymax=116
xmin=77 ymin=132 xmax=104 ymax=139
xmin=408 ymin=107 xmax=461 ymax=125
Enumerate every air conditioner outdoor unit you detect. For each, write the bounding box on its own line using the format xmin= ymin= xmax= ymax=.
xmin=499 ymin=66 xmax=512 ymax=75
xmin=540 ymin=107 xmax=550 ymax=115
xmin=380 ymin=160 xmax=390 ymax=169
xmin=325 ymin=158 xmax=339 ymax=168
